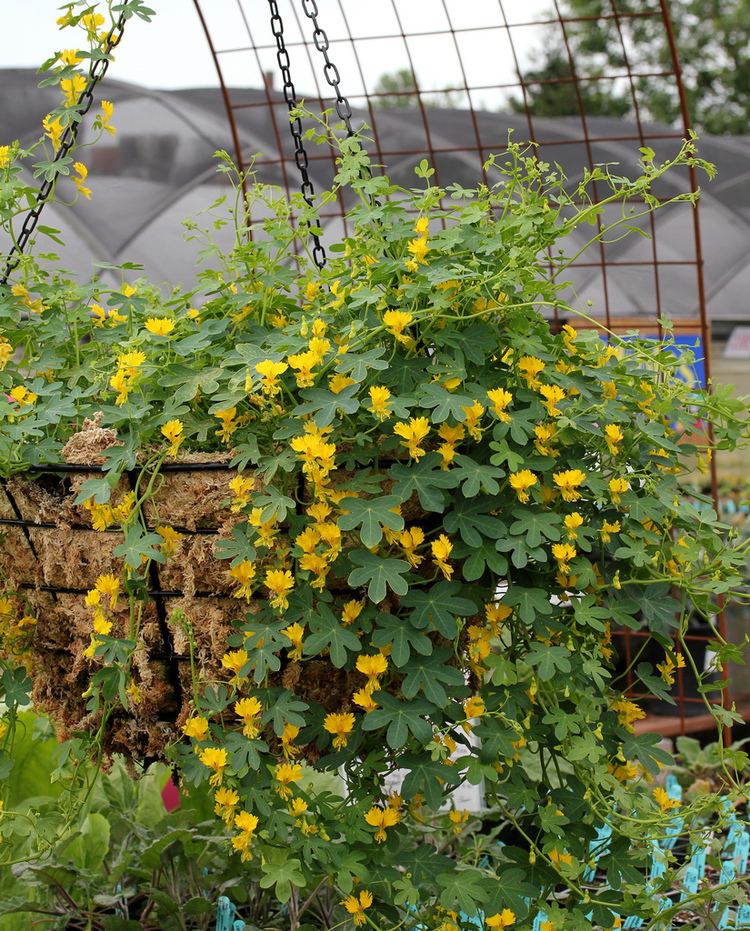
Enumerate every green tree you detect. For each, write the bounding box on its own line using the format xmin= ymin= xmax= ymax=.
xmin=511 ymin=47 xmax=629 ymax=119
xmin=374 ymin=68 xmax=461 ymax=109
xmin=514 ymin=0 xmax=750 ymax=134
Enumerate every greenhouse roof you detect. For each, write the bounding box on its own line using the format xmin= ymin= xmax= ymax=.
xmin=2 ymin=68 xmax=748 ymax=327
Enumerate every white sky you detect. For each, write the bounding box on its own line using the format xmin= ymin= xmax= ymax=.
xmin=1 ymin=1 xmax=550 ymax=107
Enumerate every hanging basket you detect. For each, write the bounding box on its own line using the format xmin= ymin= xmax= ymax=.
xmin=0 ymin=420 xmax=441 ymax=763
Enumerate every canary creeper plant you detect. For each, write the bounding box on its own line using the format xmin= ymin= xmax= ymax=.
xmin=1 ymin=11 xmax=750 ymax=925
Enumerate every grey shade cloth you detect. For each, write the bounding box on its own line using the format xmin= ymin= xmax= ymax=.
xmin=2 ymin=69 xmax=746 ymax=325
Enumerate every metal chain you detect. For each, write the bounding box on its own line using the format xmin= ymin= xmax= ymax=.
xmin=0 ymin=10 xmax=128 ymax=286
xmin=298 ymin=0 xmax=355 ymax=135
xmin=298 ymin=0 xmax=379 ymax=209
xmin=267 ymin=0 xmax=326 ymax=269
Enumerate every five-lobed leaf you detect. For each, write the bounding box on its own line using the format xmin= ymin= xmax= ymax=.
xmin=338 ymin=494 xmax=405 ymax=548
xmin=347 ymin=551 xmax=411 ymax=604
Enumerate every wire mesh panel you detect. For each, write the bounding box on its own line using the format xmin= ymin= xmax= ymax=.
xmin=190 ymin=0 xmax=724 ymax=736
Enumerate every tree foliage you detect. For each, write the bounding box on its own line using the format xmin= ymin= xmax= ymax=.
xmin=514 ymin=0 xmax=750 ymax=134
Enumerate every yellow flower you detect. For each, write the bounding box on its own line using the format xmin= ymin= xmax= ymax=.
xmin=485 ymin=603 xmax=511 ymax=634
xmin=9 ymin=386 xmax=37 ymax=406
xmin=328 ymin=372 xmax=355 ymax=394
xmin=353 ymin=688 xmax=379 ymax=712
xmin=399 ymin=526 xmax=425 ymax=568
xmin=228 ymin=560 xmax=256 ymax=600
xmin=11 ymin=284 xmax=43 ymax=314
xmin=553 ymin=469 xmax=586 ymax=502
xmin=342 ymin=890 xmax=373 ymax=927
xmin=198 ymin=746 xmax=228 ymax=787
xmin=364 ymin=806 xmax=400 ymax=842
xmin=431 ymin=534 xmax=453 ymax=580
xmin=394 ymin=417 xmax=430 ymax=460
xmin=304 ymin=280 xmax=321 ymax=303
xmin=60 ymin=73 xmax=86 ymax=106
xmin=214 ymin=786 xmax=239 ymax=823
xmin=288 ymin=350 xmax=318 ymax=388
xmin=215 ymin=407 xmax=238 ymax=443
xmin=509 ymin=469 xmax=537 ymax=503
xmin=602 ymin=380 xmax=617 ymax=400
xmin=117 ymin=350 xmax=145 ymax=373
xmin=611 ymin=697 xmax=646 ymax=731
xmin=562 ymin=323 xmax=577 ymax=352
xmin=564 ymin=512 xmax=583 ymax=540
xmin=356 ymin=653 xmax=388 ymax=685
xmin=291 ymin=433 xmax=337 ymax=479
xmin=369 ymin=386 xmax=392 ymax=420
xmin=182 ymin=716 xmax=209 ymax=741
xmin=609 ymin=477 xmax=630 ymax=505
xmin=463 ymin=695 xmax=485 ymax=726
xmin=518 ymin=356 xmax=545 ymax=388
xmin=228 ymin=474 xmax=254 ymax=511
xmin=323 ymin=711 xmax=356 ymax=750
xmin=265 ymin=569 xmax=294 ymax=612
xmin=99 ymin=99 xmax=116 ymax=135
xmin=600 ymin=520 xmax=621 ymax=544
xmin=221 ymin=649 xmax=249 ymax=684
xmin=80 ymin=11 xmax=105 ymax=36
xmin=487 ymin=388 xmax=512 ymax=423
xmin=552 ymin=542 xmax=576 ymax=573
xmin=383 ymin=310 xmax=413 ymax=342
xmin=653 ymin=786 xmax=680 ymax=811
xmin=275 ymin=762 xmax=303 ymax=800
xmin=539 ymin=384 xmax=566 ymax=417
xmin=144 ymin=317 xmax=175 ymax=336
xmin=0 ymin=146 xmax=11 ymax=169
xmin=656 ymin=651 xmax=685 ymax=686
xmin=341 ymin=600 xmax=364 ymax=626
xmin=235 ymin=696 xmax=263 ymax=739
xmin=255 ymin=359 xmax=288 ymax=396
xmin=72 ymin=161 xmax=91 ymax=199
xmin=486 ymin=910 xmax=516 ymax=929
xmin=308 ymin=336 xmax=331 ymax=362
xmin=448 ymin=808 xmax=470 ymax=834
xmin=161 ymin=419 xmax=184 ymax=457
xmin=604 ymin=423 xmax=624 ymax=455
xmin=282 ymin=622 xmax=305 ymax=660
xmin=232 ymin=809 xmax=259 ymax=861
xmin=60 ymin=48 xmax=82 ymax=66
xmin=549 ymin=848 xmax=573 ymax=866
xmin=281 ymin=723 xmax=301 ymax=759
xmin=121 ymin=283 xmax=137 ymax=298
xmin=462 ymin=401 xmax=484 ymax=440
xmin=43 ymin=114 xmax=64 ymax=151
xmin=156 ymin=525 xmax=183 ymax=557
xmin=0 ymin=337 xmax=11 ymax=371
xmin=290 ymin=797 xmax=308 ymax=817
xmin=612 ymin=761 xmax=640 ymax=783
xmin=406 ymin=232 xmax=429 ymax=271
xmin=95 ymin=573 xmax=120 ymax=608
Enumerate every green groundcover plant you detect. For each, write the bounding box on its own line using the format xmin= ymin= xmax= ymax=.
xmin=1 ymin=3 xmax=750 ymax=929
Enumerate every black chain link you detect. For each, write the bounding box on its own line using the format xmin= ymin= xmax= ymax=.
xmin=0 ymin=10 xmax=128 ymax=286
xmin=298 ymin=0 xmax=379 ymax=209
xmin=267 ymin=0 xmax=326 ymax=269
xmin=298 ymin=0 xmax=355 ymax=135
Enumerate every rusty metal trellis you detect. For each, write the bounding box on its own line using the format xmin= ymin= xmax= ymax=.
xmin=189 ymin=0 xmax=722 ymax=738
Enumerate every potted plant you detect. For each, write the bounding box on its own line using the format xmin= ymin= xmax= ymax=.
xmin=1 ymin=5 xmax=749 ymax=927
